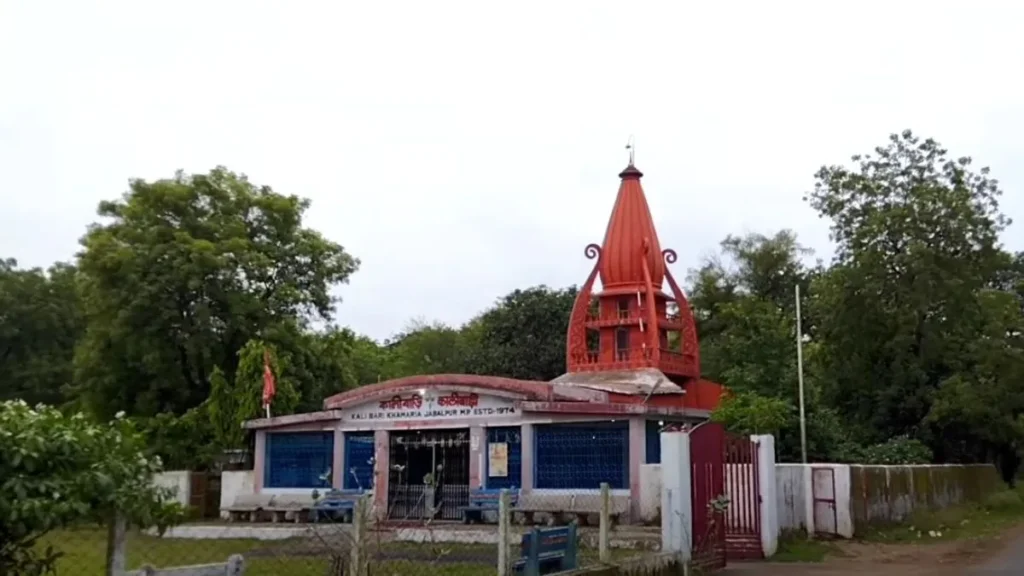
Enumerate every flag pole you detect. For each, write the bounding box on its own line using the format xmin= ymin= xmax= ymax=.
xmin=796 ymin=284 xmax=808 ymax=464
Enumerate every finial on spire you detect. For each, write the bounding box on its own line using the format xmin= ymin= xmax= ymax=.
xmin=626 ymin=135 xmax=635 ymax=165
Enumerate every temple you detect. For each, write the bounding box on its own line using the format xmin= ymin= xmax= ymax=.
xmin=243 ymin=159 xmax=724 ymax=524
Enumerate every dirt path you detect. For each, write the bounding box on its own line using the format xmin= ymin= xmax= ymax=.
xmin=726 ymin=525 xmax=1024 ymax=576
xmin=961 ymin=524 xmax=1024 ymax=574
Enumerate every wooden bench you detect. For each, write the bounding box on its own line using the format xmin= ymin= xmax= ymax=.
xmin=312 ymin=489 xmax=365 ymax=523
xmin=223 ymin=494 xmax=275 ymax=523
xmin=512 ymin=524 xmax=578 ymax=576
xmin=460 ymin=488 xmax=519 ymax=524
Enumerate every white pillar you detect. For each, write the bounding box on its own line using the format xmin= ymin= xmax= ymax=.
xmin=660 ymin=431 xmax=692 ymax=562
xmin=520 ymin=423 xmax=534 ymax=491
xmin=752 ymin=434 xmax=779 ymax=557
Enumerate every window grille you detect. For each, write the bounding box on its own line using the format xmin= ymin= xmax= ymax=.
xmin=344 ymin=432 xmax=375 ymax=490
xmin=535 ymin=422 xmax=629 ymax=489
xmin=264 ymin=431 xmax=334 ymax=489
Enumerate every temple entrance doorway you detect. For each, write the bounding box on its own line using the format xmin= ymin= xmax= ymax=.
xmin=387 ymin=428 xmax=470 ymax=521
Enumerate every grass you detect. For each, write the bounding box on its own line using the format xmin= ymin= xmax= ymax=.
xmin=771 ymin=530 xmax=843 ymax=562
xmin=40 ymin=527 xmax=494 ymax=576
xmin=39 ymin=525 xmax=640 ymax=576
xmin=770 ymin=484 xmax=1024 ymax=564
xmin=859 ymin=486 xmax=1024 ymax=544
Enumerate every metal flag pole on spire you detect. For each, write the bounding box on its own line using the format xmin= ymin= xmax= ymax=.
xmin=626 ymin=135 xmax=635 ymax=164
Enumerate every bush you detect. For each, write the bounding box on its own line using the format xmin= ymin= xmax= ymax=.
xmin=983 ymin=489 xmax=1024 ymax=513
xmin=861 ymin=435 xmax=933 ymax=465
xmin=0 ymin=401 xmax=184 ymax=575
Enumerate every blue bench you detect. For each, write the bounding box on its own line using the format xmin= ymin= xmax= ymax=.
xmin=513 ymin=524 xmax=578 ymax=576
xmin=312 ymin=489 xmax=365 ymax=523
xmin=460 ymin=488 xmax=519 ymax=524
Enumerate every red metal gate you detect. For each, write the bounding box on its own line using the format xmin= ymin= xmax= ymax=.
xmin=690 ymin=422 xmax=726 ymax=571
xmin=724 ymin=435 xmax=762 ymax=559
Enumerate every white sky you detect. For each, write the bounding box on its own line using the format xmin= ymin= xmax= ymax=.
xmin=2 ymin=1 xmax=1022 ymax=341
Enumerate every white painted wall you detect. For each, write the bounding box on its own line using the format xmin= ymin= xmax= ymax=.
xmin=660 ymin=431 xmax=692 ymax=562
xmin=775 ymin=464 xmax=853 ymax=538
xmin=220 ymin=471 xmax=256 ymax=518
xmin=639 ymin=464 xmax=662 ymax=524
xmin=776 ymin=464 xmax=808 ymax=532
xmin=153 ymin=471 xmax=191 ymax=508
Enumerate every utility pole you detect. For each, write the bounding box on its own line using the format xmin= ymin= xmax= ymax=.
xmin=796 ymin=284 xmax=808 ymax=464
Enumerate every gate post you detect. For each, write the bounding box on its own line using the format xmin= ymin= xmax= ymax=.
xmin=660 ymin=430 xmax=692 ymax=562
xmin=751 ymin=434 xmax=779 ymax=558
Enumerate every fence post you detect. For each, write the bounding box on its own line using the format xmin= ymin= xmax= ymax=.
xmin=105 ymin=513 xmax=126 ymax=576
xmin=226 ymin=554 xmax=245 ymax=576
xmin=498 ymin=488 xmax=510 ymax=576
xmin=599 ymin=482 xmax=611 ymax=563
xmin=349 ymin=496 xmax=368 ymax=576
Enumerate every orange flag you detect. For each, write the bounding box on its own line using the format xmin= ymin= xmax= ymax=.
xmin=262 ymin=349 xmax=276 ymax=414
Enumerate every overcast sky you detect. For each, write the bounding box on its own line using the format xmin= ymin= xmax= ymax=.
xmin=2 ymin=1 xmax=1022 ymax=341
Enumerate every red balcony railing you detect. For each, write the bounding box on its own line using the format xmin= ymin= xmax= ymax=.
xmin=568 ymin=346 xmax=696 ymax=376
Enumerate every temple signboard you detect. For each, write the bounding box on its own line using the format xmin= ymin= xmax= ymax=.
xmin=341 ymin=391 xmax=517 ymax=422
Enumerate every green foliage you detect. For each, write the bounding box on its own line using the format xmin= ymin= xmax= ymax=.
xmin=711 ymin=391 xmax=792 ymax=436
xmin=206 ymin=366 xmax=242 ymax=452
xmin=0 ymin=401 xmax=183 ymax=575
xmin=462 ymin=286 xmax=578 ymax=381
xmin=72 ymin=167 xmax=359 ymax=419
xmin=807 ymin=130 xmax=1013 ymax=445
xmin=235 ymin=340 xmax=300 ymax=422
xmin=0 ymin=260 xmax=83 ymax=408
xmin=134 ymin=408 xmax=216 ymax=471
xmin=386 ymin=320 xmax=471 ymax=377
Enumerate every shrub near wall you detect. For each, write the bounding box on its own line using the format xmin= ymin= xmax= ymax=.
xmin=850 ymin=464 xmax=1003 ymax=531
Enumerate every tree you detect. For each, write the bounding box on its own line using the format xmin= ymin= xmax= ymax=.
xmin=0 ymin=260 xmax=82 ymax=407
xmin=807 ymin=130 xmax=1016 ymax=463
xmin=464 ymin=285 xmax=578 ymax=381
xmin=72 ymin=167 xmax=359 ymax=419
xmin=0 ymin=401 xmax=183 ymax=575
xmin=385 ymin=320 xmax=471 ymax=377
xmin=347 ymin=333 xmax=394 ymax=385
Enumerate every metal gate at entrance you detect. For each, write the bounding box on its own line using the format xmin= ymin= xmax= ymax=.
xmin=689 ymin=422 xmax=764 ymax=570
xmin=724 ymin=435 xmax=762 ymax=560
xmin=690 ymin=422 xmax=726 ymax=571
xmin=387 ymin=429 xmax=470 ymax=522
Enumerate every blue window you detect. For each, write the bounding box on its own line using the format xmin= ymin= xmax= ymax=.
xmin=486 ymin=426 xmax=522 ymax=490
xmin=535 ymin=422 xmax=629 ymax=489
xmin=265 ymin=432 xmax=334 ymax=489
xmin=344 ymin=432 xmax=376 ymax=490
xmin=646 ymin=420 xmax=662 ymax=464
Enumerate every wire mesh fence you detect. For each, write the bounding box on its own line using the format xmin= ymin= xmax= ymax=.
xmin=38 ymin=485 xmax=658 ymax=576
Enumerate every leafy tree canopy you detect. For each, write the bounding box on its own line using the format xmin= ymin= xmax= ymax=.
xmin=72 ymin=167 xmax=359 ymax=419
xmin=0 ymin=260 xmax=82 ymax=407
